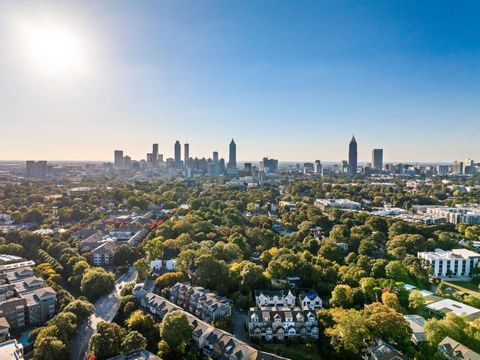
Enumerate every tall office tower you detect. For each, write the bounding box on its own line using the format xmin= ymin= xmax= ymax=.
xmin=314 ymin=160 xmax=322 ymax=174
xmin=228 ymin=139 xmax=237 ymax=168
xmin=348 ymin=135 xmax=358 ymax=174
xmin=184 ymin=143 xmax=190 ymax=168
xmin=114 ymin=150 xmax=124 ymax=168
xmin=262 ymin=157 xmax=278 ymax=173
xmin=213 ymin=151 xmax=219 ymax=163
xmin=152 ymin=144 xmax=159 ymax=165
xmin=452 ymin=161 xmax=464 ymax=175
xmin=372 ymin=149 xmax=383 ymax=171
xmin=146 ymin=153 xmax=153 ymax=163
xmin=26 ymin=161 xmax=48 ymax=178
xmin=158 ymin=154 xmax=164 ymax=162
xmin=174 ymin=141 xmax=181 ymax=169
xmin=244 ymin=163 xmax=252 ymax=175
xmin=464 ymin=158 xmax=476 ymax=175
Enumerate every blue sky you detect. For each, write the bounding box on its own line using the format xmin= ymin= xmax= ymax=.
xmin=0 ymin=0 xmax=479 ymax=162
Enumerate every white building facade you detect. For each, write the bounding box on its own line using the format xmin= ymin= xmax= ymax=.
xmin=418 ymin=249 xmax=480 ymax=279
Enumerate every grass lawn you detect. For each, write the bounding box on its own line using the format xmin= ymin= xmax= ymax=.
xmin=445 ymin=281 xmax=480 ymax=298
xmin=260 ymin=343 xmax=322 ymax=360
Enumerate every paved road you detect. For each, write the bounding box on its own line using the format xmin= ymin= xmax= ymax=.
xmin=70 ymin=268 xmax=137 ymax=360
xmin=232 ymin=308 xmax=248 ymax=341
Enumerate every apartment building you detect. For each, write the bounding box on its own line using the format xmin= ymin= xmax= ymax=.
xmin=248 ymin=306 xmax=319 ymax=342
xmin=0 ymin=339 xmax=24 ymax=360
xmin=0 ymin=260 xmax=56 ymax=330
xmin=417 ymin=248 xmax=480 ymax=279
xmin=314 ymin=198 xmax=361 ymax=211
xmin=170 ymin=283 xmax=231 ymax=322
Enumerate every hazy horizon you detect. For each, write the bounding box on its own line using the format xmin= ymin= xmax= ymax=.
xmin=1 ymin=1 xmax=479 ymax=162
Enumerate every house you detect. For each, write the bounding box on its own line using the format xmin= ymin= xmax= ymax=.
xmin=298 ymin=290 xmax=322 ymax=311
xmin=248 ymin=306 xmax=319 ymax=342
xmin=438 ymin=336 xmax=480 ymax=360
xmin=106 ymin=350 xmax=161 ymax=360
xmin=170 ymin=283 xmax=231 ymax=323
xmin=403 ymin=315 xmax=426 ymax=344
xmin=149 ymin=259 xmax=176 ymax=274
xmin=254 ymin=290 xmax=296 ymax=308
xmin=90 ymin=240 xmax=117 ymax=266
xmin=364 ymin=339 xmax=406 ymax=360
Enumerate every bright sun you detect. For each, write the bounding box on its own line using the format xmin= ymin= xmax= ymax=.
xmin=23 ymin=24 xmax=84 ymax=74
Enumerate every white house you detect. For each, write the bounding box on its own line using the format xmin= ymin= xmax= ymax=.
xmin=417 ymin=248 xmax=480 ymax=279
xmin=254 ymin=290 xmax=296 ymax=308
xmin=298 ymin=290 xmax=322 ymax=311
xmin=150 ymin=259 xmax=176 ymax=272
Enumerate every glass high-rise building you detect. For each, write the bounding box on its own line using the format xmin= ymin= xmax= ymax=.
xmin=228 ymin=139 xmax=237 ymax=168
xmin=348 ymin=135 xmax=357 ymax=174
xmin=174 ymin=141 xmax=181 ymax=169
xmin=372 ymin=149 xmax=383 ymax=170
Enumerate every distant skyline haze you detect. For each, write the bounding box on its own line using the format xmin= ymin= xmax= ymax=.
xmin=0 ymin=1 xmax=479 ymax=162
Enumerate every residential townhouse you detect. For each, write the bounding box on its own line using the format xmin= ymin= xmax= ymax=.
xmin=254 ymin=290 xmax=296 ymax=308
xmin=132 ymin=287 xmax=287 ymax=360
xmin=248 ymin=306 xmax=319 ymax=342
xmin=170 ymin=283 xmax=231 ymax=322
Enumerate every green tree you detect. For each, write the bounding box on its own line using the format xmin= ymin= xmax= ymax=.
xmin=81 ymin=268 xmax=115 ymax=302
xmin=134 ymin=258 xmax=150 ymax=280
xmin=408 ymin=290 xmax=426 ymax=311
xmin=63 ymin=299 xmax=94 ymax=321
xmin=34 ymin=335 xmax=67 ymax=360
xmin=330 ymin=284 xmax=353 ymax=308
xmin=89 ymin=321 xmax=126 ymax=359
xmin=122 ymin=331 xmax=147 ymax=353
xmin=159 ymin=311 xmax=193 ymax=357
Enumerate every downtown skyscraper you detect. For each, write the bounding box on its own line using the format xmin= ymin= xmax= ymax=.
xmin=372 ymin=149 xmax=383 ymax=170
xmin=174 ymin=140 xmax=181 ymax=169
xmin=349 ymin=135 xmax=357 ymax=175
xmin=228 ymin=139 xmax=237 ymax=168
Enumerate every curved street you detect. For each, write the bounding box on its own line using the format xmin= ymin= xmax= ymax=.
xmin=70 ymin=268 xmax=137 ymax=360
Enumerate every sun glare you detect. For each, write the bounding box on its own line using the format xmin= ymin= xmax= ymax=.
xmin=23 ymin=24 xmax=84 ymax=74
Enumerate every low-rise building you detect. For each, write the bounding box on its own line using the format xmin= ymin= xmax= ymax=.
xmin=364 ymin=339 xmax=406 ymax=360
xmin=133 ymin=287 xmax=287 ymax=360
xmin=90 ymin=240 xmax=117 ymax=266
xmin=248 ymin=306 xmax=319 ymax=342
xmin=170 ymin=283 xmax=231 ymax=322
xmin=0 ymin=316 xmax=10 ymax=342
xmin=403 ymin=315 xmax=426 ymax=344
xmin=254 ymin=290 xmax=296 ymax=308
xmin=149 ymin=259 xmax=176 ymax=273
xmin=417 ymin=248 xmax=480 ymax=279
xmin=106 ymin=350 xmax=161 ymax=360
xmin=438 ymin=336 xmax=480 ymax=360
xmin=0 ymin=339 xmax=24 ymax=360
xmin=426 ymin=298 xmax=480 ymax=321
xmin=314 ymin=198 xmax=361 ymax=211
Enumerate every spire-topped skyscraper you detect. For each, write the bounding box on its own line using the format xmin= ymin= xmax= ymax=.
xmin=228 ymin=139 xmax=237 ymax=168
xmin=348 ymin=135 xmax=357 ymax=175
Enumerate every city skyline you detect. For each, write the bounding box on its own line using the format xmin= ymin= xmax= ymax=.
xmin=1 ymin=1 xmax=480 ymax=161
